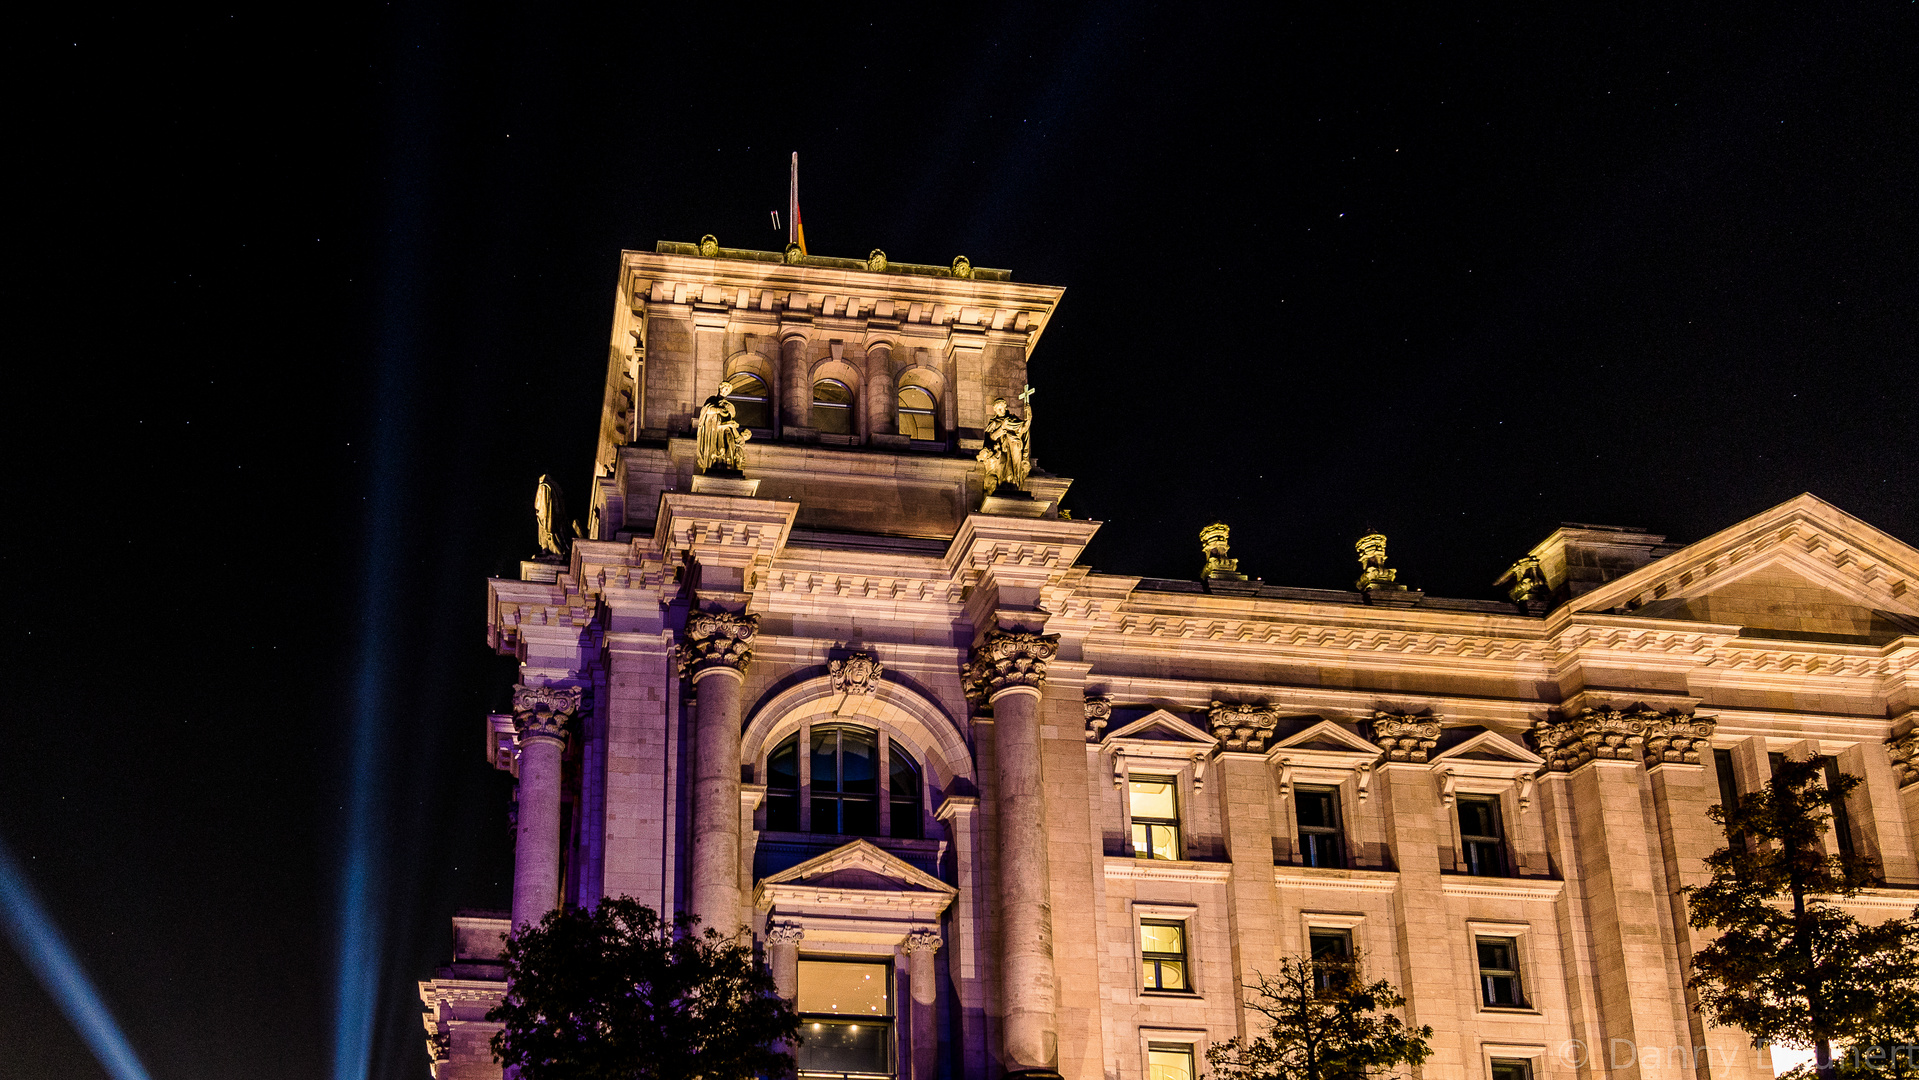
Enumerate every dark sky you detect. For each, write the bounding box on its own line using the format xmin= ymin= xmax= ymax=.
xmin=8 ymin=3 xmax=1915 ymax=1078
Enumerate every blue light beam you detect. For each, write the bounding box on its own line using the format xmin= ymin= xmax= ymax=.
xmin=0 ymin=832 xmax=156 ymax=1080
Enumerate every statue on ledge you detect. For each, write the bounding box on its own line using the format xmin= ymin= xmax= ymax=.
xmin=977 ymin=386 xmax=1034 ymax=495
xmin=695 ymin=380 xmax=752 ymax=474
xmin=534 ymin=474 xmax=580 ymax=559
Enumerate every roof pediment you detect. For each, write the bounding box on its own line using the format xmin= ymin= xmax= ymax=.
xmin=757 ymin=839 xmax=955 ymax=898
xmin=1267 ymin=719 xmax=1382 ymax=762
xmin=1430 ymin=727 xmax=1543 ymax=770
xmin=1562 ymin=495 xmax=1919 ymax=642
xmin=1103 ymin=709 xmax=1218 ymax=748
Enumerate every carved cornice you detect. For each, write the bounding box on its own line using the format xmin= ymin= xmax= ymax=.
xmin=1529 ymin=707 xmax=1708 ymax=771
xmin=1084 ymin=695 xmax=1113 ymax=741
xmin=1367 ymin=713 xmax=1441 ymax=762
xmin=1208 ymin=701 xmax=1278 ymax=752
xmin=511 ymin=684 xmax=582 ymax=745
xmin=830 ymin=651 xmax=884 ymax=695
xmin=903 ymin=928 xmax=943 ymax=955
xmin=678 ymin=609 xmax=760 ymax=678
xmin=1888 ymin=733 xmax=1919 ymax=788
xmin=963 ymin=629 xmax=1059 ymax=701
xmin=765 ymin=921 xmax=805 ymax=946
xmin=1111 ymin=616 xmax=1549 ymax=663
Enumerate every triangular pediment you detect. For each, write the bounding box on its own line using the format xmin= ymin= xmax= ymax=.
xmin=758 ymin=839 xmax=955 ymax=897
xmin=1104 ymin=709 xmax=1217 ymax=748
xmin=1565 ymin=494 xmax=1919 ymax=642
xmin=1269 ymin=719 xmax=1380 ymax=756
xmin=1431 ymin=727 xmax=1543 ymax=767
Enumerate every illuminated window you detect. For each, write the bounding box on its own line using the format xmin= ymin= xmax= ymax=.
xmin=1476 ymin=936 xmax=1524 ymax=1008
xmin=1308 ymin=928 xmax=1353 ymax=994
xmin=1129 ymin=774 xmax=1180 ymax=860
xmin=765 ymin=727 xmax=923 ymax=839
xmin=1491 ymin=1060 xmax=1534 ymax=1080
xmin=1148 ymin=1044 xmax=1195 ymax=1080
xmin=1140 ymin=920 xmax=1190 ymax=992
xmin=897 ymin=385 xmax=937 ymax=440
xmin=812 ymin=378 xmax=854 ymax=435
xmin=726 ymin=373 xmax=771 ymax=430
xmin=1296 ymin=785 xmax=1345 ymax=868
xmin=1458 ymin=795 xmax=1507 ymax=877
xmin=796 ymin=959 xmax=892 ymax=1077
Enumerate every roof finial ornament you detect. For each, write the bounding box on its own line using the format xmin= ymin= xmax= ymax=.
xmin=1355 ymin=532 xmax=1404 ymax=593
xmin=1201 ymin=523 xmax=1246 ymax=582
xmin=951 ymin=255 xmax=974 ymax=279
xmin=867 ymin=249 xmax=888 ymax=272
xmin=698 ymin=234 xmax=720 ymax=257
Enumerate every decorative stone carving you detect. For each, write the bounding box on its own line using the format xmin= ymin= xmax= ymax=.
xmin=765 ymin=921 xmax=806 ymax=945
xmin=1887 ymin=733 xmax=1919 ymax=788
xmin=950 ymin=255 xmax=974 ymax=279
xmin=678 ymin=609 xmax=760 ymax=677
xmin=1207 ymin=701 xmax=1278 ymax=752
xmin=1201 ymin=523 xmax=1246 ymax=581
xmin=903 ymin=928 xmax=942 ymax=955
xmin=1084 ymin=695 xmax=1113 ymax=741
xmin=830 ymin=651 xmax=884 ymax=696
xmin=1367 ymin=712 xmax=1441 ymax=762
xmin=1505 ymin=555 xmax=1549 ymax=605
xmin=1355 ymin=533 xmax=1403 ymax=592
xmin=512 ymin=684 xmax=582 ymax=744
xmin=976 ymin=387 xmax=1035 ymax=496
xmin=534 ymin=474 xmax=578 ymax=558
xmin=784 ymin=242 xmax=805 ymax=265
xmin=695 ymin=380 xmax=753 ymax=474
xmin=1529 ymin=707 xmax=1692 ymax=771
xmin=963 ymin=629 xmax=1059 ymax=701
xmin=698 ymin=234 xmax=720 ymax=257
xmin=1643 ymin=713 xmax=1716 ymax=765
xmin=866 ymin=249 xmax=888 ymax=273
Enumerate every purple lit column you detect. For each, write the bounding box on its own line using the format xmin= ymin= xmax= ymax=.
xmin=510 ymin=685 xmax=581 ymax=932
xmin=682 ymin=608 xmax=759 ymax=934
xmin=904 ymin=929 xmax=943 ymax=1080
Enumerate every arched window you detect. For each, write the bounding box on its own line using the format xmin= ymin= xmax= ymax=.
xmin=896 ymin=385 xmax=937 ymax=441
xmin=763 ymin=726 xmax=924 ymax=838
xmin=726 ymin=373 xmax=771 ymax=430
xmin=812 ymin=378 xmax=854 ymax=435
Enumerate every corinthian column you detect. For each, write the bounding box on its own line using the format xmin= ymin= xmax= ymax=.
xmin=510 ymin=684 xmax=581 ymax=932
xmin=904 ymin=929 xmax=943 ymax=1080
xmin=766 ymin=921 xmax=805 ymax=1001
xmin=966 ymin=629 xmax=1062 ymax=1078
xmin=681 ymin=608 xmax=760 ymax=934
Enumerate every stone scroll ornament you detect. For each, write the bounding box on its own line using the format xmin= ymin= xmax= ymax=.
xmin=677 ymin=609 xmax=761 ymax=678
xmin=903 ymin=928 xmax=942 ymax=955
xmin=512 ymin=684 xmax=583 ymax=744
xmin=962 ymin=629 xmax=1059 ymax=701
xmin=1208 ymin=701 xmax=1278 ymax=752
xmin=830 ymin=651 xmax=884 ymax=696
xmin=1083 ymin=695 xmax=1113 ymax=741
xmin=1528 ymin=707 xmax=1711 ymax=771
xmin=1367 ymin=712 xmax=1441 ymax=762
xmin=1889 ymin=732 xmax=1919 ymax=788
xmin=765 ymin=921 xmax=805 ymax=946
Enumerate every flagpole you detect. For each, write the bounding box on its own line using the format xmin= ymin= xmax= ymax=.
xmin=788 ymin=153 xmax=798 ymax=249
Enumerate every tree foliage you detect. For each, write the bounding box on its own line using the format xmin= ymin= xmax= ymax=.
xmin=1207 ymin=953 xmax=1432 ymax=1080
xmin=1686 ymin=757 xmax=1919 ymax=1080
xmin=487 ymin=897 xmax=801 ymax=1080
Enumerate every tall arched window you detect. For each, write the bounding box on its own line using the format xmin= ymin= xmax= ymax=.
xmin=726 ymin=372 xmax=771 ymax=430
xmin=896 ymin=385 xmax=937 ymax=441
xmin=812 ymin=378 xmax=854 ymax=435
xmin=763 ymin=726 xmax=924 ymax=838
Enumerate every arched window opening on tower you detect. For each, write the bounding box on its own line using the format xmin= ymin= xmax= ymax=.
xmin=765 ymin=726 xmax=924 ymax=838
xmin=726 ymin=372 xmax=771 ymax=430
xmin=896 ymin=384 xmax=938 ymax=441
xmin=812 ymin=378 xmax=854 ymax=435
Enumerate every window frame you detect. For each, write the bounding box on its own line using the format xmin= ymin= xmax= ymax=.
xmin=1473 ymin=932 xmax=1527 ymax=1011
xmin=761 ymin=724 xmax=925 ymax=840
xmin=1456 ymin=793 xmax=1509 ymax=877
xmin=1133 ymin=903 xmax=1200 ymax=998
xmin=1294 ymin=783 xmax=1346 ymax=869
xmin=1146 ymin=1041 xmax=1197 ymax=1080
xmin=1127 ymin=772 xmax=1183 ymax=861
xmin=723 ymin=371 xmax=773 ymax=432
xmin=895 ymin=384 xmax=938 ymax=441
xmin=811 ymin=377 xmax=855 ymax=436
xmin=1140 ymin=919 xmax=1191 ymax=993
xmin=1307 ymin=927 xmax=1354 ymax=995
xmin=793 ymin=956 xmax=896 ymax=1079
xmin=1137 ymin=1030 xmax=1208 ymax=1080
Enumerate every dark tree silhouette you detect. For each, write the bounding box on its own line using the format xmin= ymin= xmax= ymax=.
xmin=1206 ymin=952 xmax=1432 ymax=1080
xmin=488 ymin=898 xmax=800 ymax=1080
xmin=1686 ymin=757 xmax=1919 ymax=1080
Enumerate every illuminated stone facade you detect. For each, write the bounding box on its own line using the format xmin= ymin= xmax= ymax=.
xmin=421 ymin=242 xmax=1919 ymax=1080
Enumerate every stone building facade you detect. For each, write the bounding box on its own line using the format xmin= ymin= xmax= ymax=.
xmin=420 ymin=241 xmax=1919 ymax=1080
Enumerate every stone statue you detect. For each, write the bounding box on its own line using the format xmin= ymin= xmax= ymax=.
xmin=695 ymin=380 xmax=752 ymax=474
xmin=534 ymin=474 xmax=579 ymax=558
xmin=977 ymin=386 xmax=1034 ymax=495
xmin=1355 ymin=532 xmax=1402 ymax=592
xmin=1201 ymin=523 xmax=1246 ymax=580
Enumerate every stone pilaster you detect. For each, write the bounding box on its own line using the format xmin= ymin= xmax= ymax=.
xmin=510 ymin=684 xmax=581 ymax=932
xmin=1216 ymin=752 xmax=1282 ymax=1043
xmin=1376 ymin=762 xmax=1464 ymax=1078
xmin=966 ymin=628 xmax=1061 ymax=1079
xmin=904 ymin=929 xmax=943 ymax=1080
xmin=680 ymin=608 xmax=758 ymax=934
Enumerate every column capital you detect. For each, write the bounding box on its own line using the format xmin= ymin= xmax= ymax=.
xmin=766 ymin=921 xmax=806 ymax=946
xmin=1528 ymin=706 xmax=1713 ymax=772
xmin=1208 ymin=700 xmax=1278 ymax=753
xmin=1366 ymin=712 xmax=1441 ymax=762
xmin=1889 ymin=732 xmax=1919 ymax=788
xmin=512 ymin=684 xmax=582 ymax=746
xmin=903 ymin=928 xmax=943 ymax=955
xmin=678 ymin=608 xmax=760 ymax=679
xmin=963 ymin=628 xmax=1058 ymax=702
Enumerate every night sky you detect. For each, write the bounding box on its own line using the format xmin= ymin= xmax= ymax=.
xmin=9 ymin=4 xmax=1916 ymax=1078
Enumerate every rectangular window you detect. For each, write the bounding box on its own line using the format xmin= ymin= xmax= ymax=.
xmin=1713 ymin=748 xmax=1744 ymax=848
xmin=1457 ymin=795 xmax=1507 ymax=877
xmin=1130 ymin=774 xmax=1181 ymax=860
xmin=1490 ymin=1059 xmax=1535 ymax=1080
xmin=1308 ymin=928 xmax=1353 ymax=994
xmin=1476 ymin=936 xmax=1524 ymax=1008
xmin=1140 ymin=920 xmax=1190 ymax=992
xmin=796 ymin=960 xmax=892 ymax=1077
xmin=1820 ymin=757 xmax=1856 ymax=859
xmin=1147 ymin=1044 xmax=1196 ymax=1080
xmin=1296 ymin=785 xmax=1345 ymax=868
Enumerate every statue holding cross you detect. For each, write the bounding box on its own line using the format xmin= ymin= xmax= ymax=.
xmin=977 ymin=384 xmax=1036 ymax=495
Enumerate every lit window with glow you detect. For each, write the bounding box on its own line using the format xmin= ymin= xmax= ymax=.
xmin=796 ymin=959 xmax=893 ymax=1077
xmin=812 ymin=378 xmax=854 ymax=435
xmin=896 ymin=384 xmax=937 ymax=440
xmin=1129 ymin=774 xmax=1180 ymax=860
xmin=1140 ymin=920 xmax=1190 ymax=992
xmin=1148 ymin=1044 xmax=1196 ymax=1080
